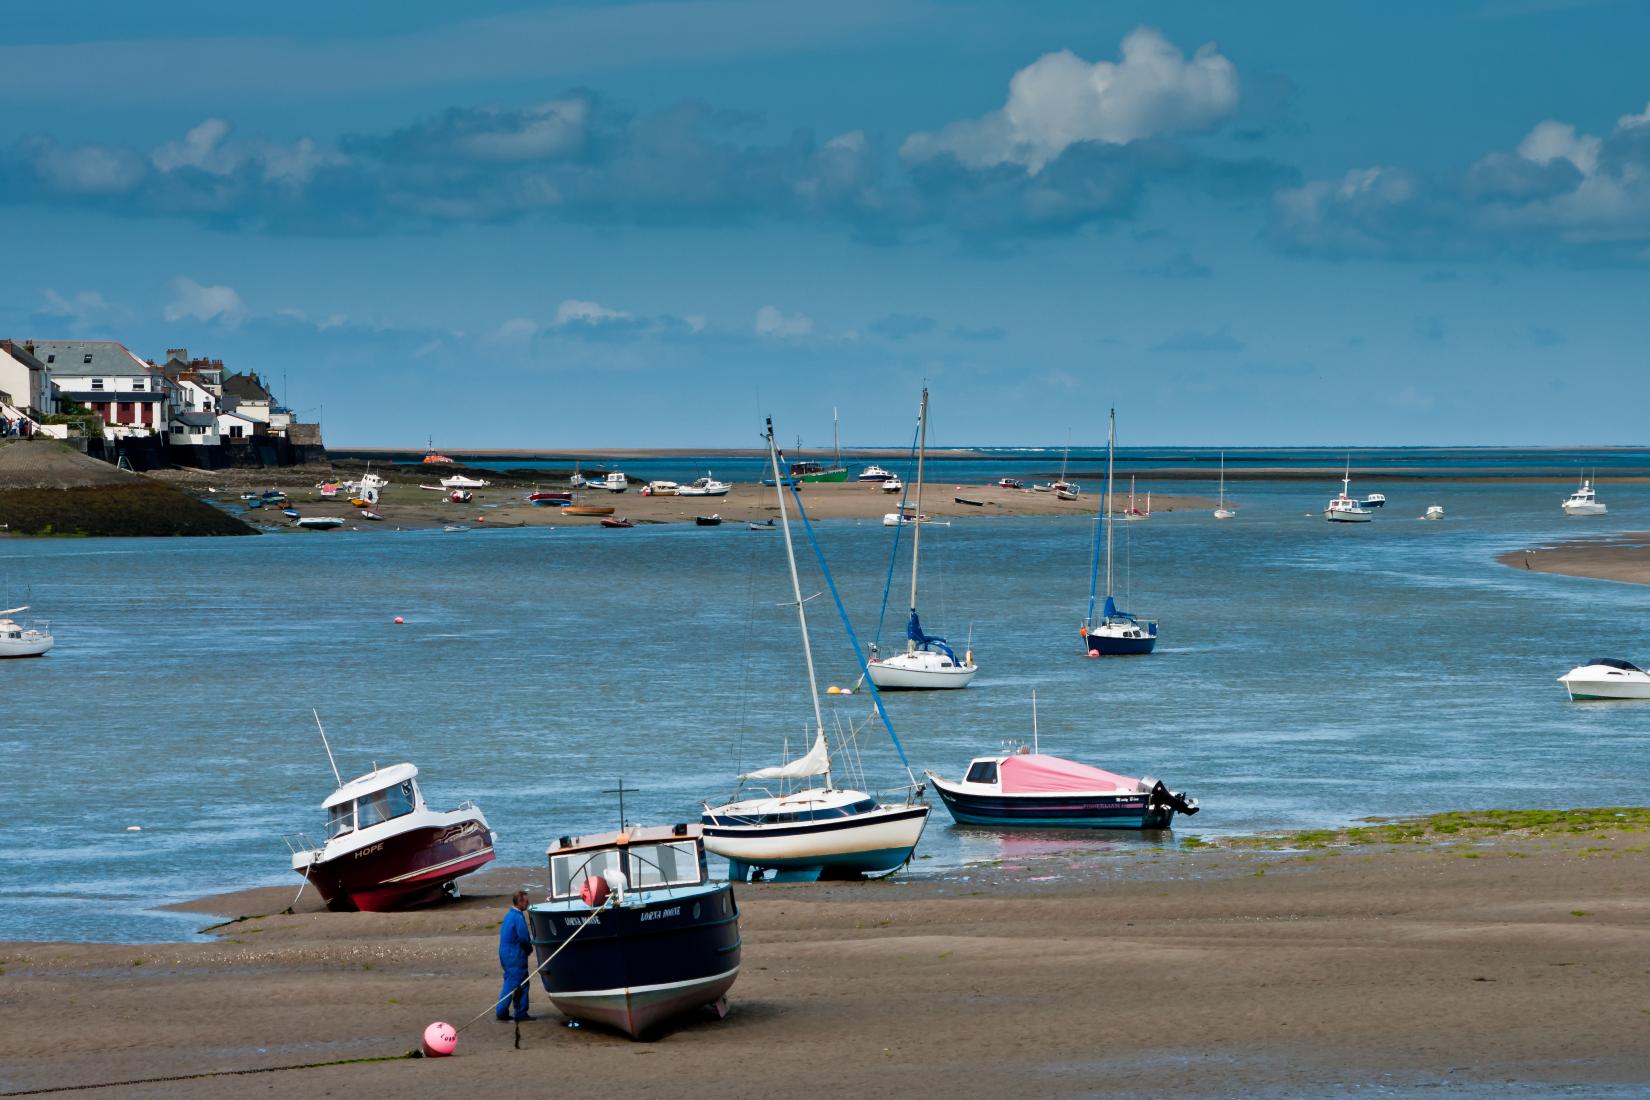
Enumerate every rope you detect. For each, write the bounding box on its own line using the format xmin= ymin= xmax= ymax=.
xmin=786 ymin=482 xmax=913 ymax=774
xmin=5 ymin=900 xmax=613 ymax=1098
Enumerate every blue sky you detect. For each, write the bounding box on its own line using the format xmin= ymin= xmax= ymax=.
xmin=3 ymin=0 xmax=1649 ymax=448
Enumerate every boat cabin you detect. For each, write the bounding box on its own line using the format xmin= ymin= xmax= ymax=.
xmin=322 ymin=763 xmax=424 ymax=839
xmin=1586 ymin=657 xmax=1644 ymax=674
xmin=954 ymin=752 xmax=1147 ymax=795
xmin=547 ymin=824 xmax=708 ymax=900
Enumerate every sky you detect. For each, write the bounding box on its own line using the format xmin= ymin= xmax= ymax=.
xmin=3 ymin=0 xmax=1649 ymax=449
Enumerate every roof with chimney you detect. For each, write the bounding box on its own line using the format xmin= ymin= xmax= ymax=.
xmin=29 ymin=341 xmax=153 ymax=377
xmin=0 ymin=341 xmax=46 ymax=373
xmin=221 ymin=371 xmax=273 ymax=403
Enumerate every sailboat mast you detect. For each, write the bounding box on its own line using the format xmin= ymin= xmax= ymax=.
xmin=906 ymin=389 xmax=928 ymax=652
xmin=767 ymin=419 xmax=830 ymax=788
xmin=1105 ymin=408 xmax=1116 ymax=602
xmin=1219 ymin=451 xmax=1226 ymax=508
xmin=833 ymin=407 xmax=841 ymax=471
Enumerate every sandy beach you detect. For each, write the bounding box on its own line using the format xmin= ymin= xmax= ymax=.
xmin=7 ymin=815 xmax=1650 ymax=1097
xmin=1498 ymin=533 xmax=1650 ymax=586
xmin=149 ymin=467 xmax=1213 ymax=531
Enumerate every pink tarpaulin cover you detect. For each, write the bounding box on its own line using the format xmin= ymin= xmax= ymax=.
xmin=998 ymin=754 xmax=1140 ymax=794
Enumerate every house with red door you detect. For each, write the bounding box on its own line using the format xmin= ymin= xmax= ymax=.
xmin=33 ymin=340 xmax=178 ymax=440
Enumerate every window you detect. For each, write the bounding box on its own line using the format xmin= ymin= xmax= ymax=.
xmin=629 ymin=842 xmax=702 ymax=889
xmin=132 ymin=380 xmax=145 ymax=391
xmin=90 ymin=379 xmax=104 ymax=390
xmin=965 ymin=760 xmax=999 ymax=784
xmin=45 ymin=354 xmax=55 ymax=364
xmin=550 ymin=848 xmax=624 ymax=899
xmin=326 ymin=802 xmax=354 ymax=838
xmin=355 ymin=780 xmax=416 ymax=828
xmin=173 ymin=425 xmax=185 ymax=435
xmin=82 ymin=353 xmax=93 ymax=364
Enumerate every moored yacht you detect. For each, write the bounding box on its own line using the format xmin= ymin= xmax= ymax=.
xmin=1362 ymin=493 xmax=1386 ymax=508
xmin=1562 ymin=478 xmax=1606 ymax=516
xmin=0 ymin=607 xmax=52 ymax=658
xmin=927 ymin=748 xmax=1197 ymax=829
xmin=288 ymin=761 xmax=495 ymax=911
xmin=529 ymin=823 xmax=740 ymax=1038
xmin=678 ymin=474 xmax=731 ymax=497
xmin=1325 ymin=461 xmax=1372 ymax=522
xmin=1558 ymin=658 xmax=1650 ymax=700
xmin=1081 ymin=409 xmax=1158 ymax=655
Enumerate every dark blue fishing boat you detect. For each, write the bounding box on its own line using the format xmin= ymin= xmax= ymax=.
xmin=528 ymin=823 xmax=740 ymax=1039
xmin=926 ymin=750 xmax=1195 ymax=829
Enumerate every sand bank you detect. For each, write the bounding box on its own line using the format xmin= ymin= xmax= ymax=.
xmin=1498 ymin=533 xmax=1650 ymax=586
xmin=6 ymin=815 xmax=1650 ymax=1097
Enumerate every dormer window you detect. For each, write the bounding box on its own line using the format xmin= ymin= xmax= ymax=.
xmin=46 ymin=354 xmax=55 ymax=364
xmin=82 ymin=354 xmax=93 ymax=364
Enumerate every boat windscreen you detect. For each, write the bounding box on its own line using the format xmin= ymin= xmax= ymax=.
xmin=326 ymin=802 xmax=353 ymax=838
xmin=551 ymin=848 xmax=624 ymax=899
xmin=1589 ymin=658 xmax=1644 ymax=672
xmin=628 ymin=841 xmax=702 ymax=889
xmin=356 ymin=780 xmax=416 ymax=828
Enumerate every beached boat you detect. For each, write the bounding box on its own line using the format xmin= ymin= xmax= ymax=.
xmin=1057 ymin=489 xmax=1080 ymax=502
xmin=361 ymin=510 xmax=384 ymax=521
xmin=1214 ymin=452 xmax=1236 ymax=520
xmin=287 ymin=748 xmax=495 ymax=912
xmin=317 ymin=482 xmax=340 ymax=499
xmin=597 ymin=472 xmax=630 ymax=493
xmin=954 ymin=496 xmax=984 ymax=507
xmin=701 ymin=417 xmax=930 ymax=882
xmin=439 ymin=474 xmax=490 ymax=490
xmin=245 ymin=498 xmax=264 ymax=509
xmin=695 ymin=514 xmax=723 ymax=526
xmin=0 ymin=607 xmax=53 ymax=658
xmin=1081 ymin=409 xmax=1158 ymax=656
xmin=997 ymin=478 xmax=1024 ymax=490
xmin=528 ymin=488 xmax=573 ymax=503
xmin=881 ymin=508 xmax=930 ymax=526
xmin=281 ymin=508 xmax=301 ymax=519
xmin=642 ymin=480 xmax=680 ymax=496
xmin=868 ymin=390 xmax=977 ymax=691
xmin=747 ymin=519 xmax=776 ymax=530
xmin=350 ymin=497 xmax=373 ymax=508
xmin=928 ymin=748 xmax=1197 ymax=829
xmin=881 ymin=476 xmax=903 ymax=494
xmin=1562 ymin=477 xmax=1606 ymax=516
xmin=447 ymin=489 xmax=472 ymax=504
xmin=601 ymin=516 xmax=635 ymax=528
xmin=678 ymin=474 xmax=731 ymax=497
xmin=787 ymin=407 xmax=849 ymax=482
xmin=564 ymin=505 xmax=616 ymax=517
xmin=295 ymin=516 xmax=345 ymax=530
xmin=529 ymin=823 xmax=739 ymax=1038
xmin=1325 ymin=461 xmax=1372 ymax=522
xmin=858 ymin=465 xmax=894 ymax=483
xmin=1558 ymin=658 xmax=1650 ymax=700
xmin=443 ymin=525 xmax=470 ymax=532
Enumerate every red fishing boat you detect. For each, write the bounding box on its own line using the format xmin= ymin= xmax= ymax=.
xmin=529 ymin=490 xmax=573 ymax=505
xmin=288 ymin=762 xmax=495 ymax=912
xmin=601 ymin=516 xmax=635 ymax=528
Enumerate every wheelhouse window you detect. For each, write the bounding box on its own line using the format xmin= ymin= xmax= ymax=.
xmin=326 ymin=802 xmax=354 ymax=838
xmin=355 ymin=780 xmax=416 ymax=827
xmin=550 ymin=848 xmax=624 ymax=899
xmin=629 ymin=842 xmax=702 ymax=889
xmin=965 ymin=760 xmax=999 ymax=784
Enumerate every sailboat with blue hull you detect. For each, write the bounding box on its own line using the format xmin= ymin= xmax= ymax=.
xmin=701 ymin=417 xmax=930 ymax=883
xmin=1081 ymin=408 xmax=1158 ymax=656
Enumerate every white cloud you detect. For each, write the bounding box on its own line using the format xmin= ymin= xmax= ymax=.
xmin=149 ymin=118 xmax=344 ymax=188
xmin=755 ymin=304 xmax=812 ymax=337
xmin=553 ymin=299 xmax=629 ymax=326
xmin=152 ymin=118 xmax=240 ymax=174
xmin=490 ymin=317 xmax=540 ymax=344
xmin=684 ymin=314 xmax=707 ymax=333
xmin=39 ymin=289 xmax=116 ymax=329
xmin=1516 ymin=120 xmax=1600 ymax=176
xmin=459 ymin=98 xmax=589 ymax=161
xmin=163 ymin=277 xmax=246 ymax=327
xmin=902 ymin=27 xmax=1240 ymax=173
xmin=34 ymin=142 xmax=144 ymax=194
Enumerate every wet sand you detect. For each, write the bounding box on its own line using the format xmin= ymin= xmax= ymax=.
xmin=1498 ymin=533 xmax=1650 ymax=586
xmin=6 ymin=827 xmax=1650 ymax=1097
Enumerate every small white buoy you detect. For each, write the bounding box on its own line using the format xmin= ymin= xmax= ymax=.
xmin=126 ymin=825 xmax=142 ymax=832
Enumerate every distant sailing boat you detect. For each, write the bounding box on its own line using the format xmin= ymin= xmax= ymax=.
xmin=1081 ymin=409 xmax=1158 ymax=656
xmin=789 ymin=407 xmax=849 ymax=483
xmin=1214 ymin=451 xmax=1236 ymax=520
xmin=867 ymin=389 xmax=977 ymax=690
xmin=700 ymin=418 xmax=930 ymax=882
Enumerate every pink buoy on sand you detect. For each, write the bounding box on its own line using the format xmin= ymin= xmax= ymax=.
xmin=422 ymin=1021 xmax=457 ymax=1057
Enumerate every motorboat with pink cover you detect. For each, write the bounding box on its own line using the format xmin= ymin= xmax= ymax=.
xmin=926 ymin=750 xmax=1196 ymax=829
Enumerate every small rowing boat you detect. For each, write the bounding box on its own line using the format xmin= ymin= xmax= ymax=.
xmin=695 ymin=514 xmax=723 ymax=526
xmin=563 ymin=505 xmax=615 ymax=517
xmin=295 ymin=516 xmax=345 ymax=530
xmin=600 ymin=516 xmax=635 ymax=528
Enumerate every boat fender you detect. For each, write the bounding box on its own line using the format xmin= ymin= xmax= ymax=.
xmin=1085 ymin=649 xmax=1099 ymax=658
xmin=579 ymin=875 xmax=610 ymax=908
xmin=1078 ymin=626 xmax=1088 ymax=637
xmin=964 ymin=649 xmax=973 ymax=666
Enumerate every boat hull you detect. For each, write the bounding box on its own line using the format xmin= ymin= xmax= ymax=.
xmin=928 ymin=777 xmax=1177 ymax=829
xmin=866 ymin=654 xmax=977 ymax=690
xmin=1563 ymin=503 xmax=1607 ymax=516
xmin=528 ymin=885 xmax=740 ymax=1039
xmin=1324 ymin=509 xmax=1372 ymax=522
xmin=702 ymin=804 xmax=929 ymax=878
xmin=1083 ymin=630 xmax=1156 ymax=656
xmin=296 ymin=819 xmax=495 ymax=912
xmin=1559 ymin=673 xmax=1650 ymax=700
xmin=797 ymin=469 xmax=848 ymax=483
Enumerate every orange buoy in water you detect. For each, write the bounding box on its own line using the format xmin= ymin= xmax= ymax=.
xmin=394 ymin=616 xmax=405 ymax=625
xmin=422 ymin=1020 xmax=457 ymax=1057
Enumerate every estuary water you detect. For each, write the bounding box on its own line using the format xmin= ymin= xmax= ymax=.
xmin=4 ymin=477 xmax=1649 ymax=942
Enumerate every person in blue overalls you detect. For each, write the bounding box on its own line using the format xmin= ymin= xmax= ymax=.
xmin=496 ymin=890 xmax=535 ymax=1021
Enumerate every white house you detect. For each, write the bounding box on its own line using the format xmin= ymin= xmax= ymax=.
xmin=216 ymin=410 xmax=257 ymax=440
xmin=169 ymin=410 xmax=221 ymax=447
xmin=36 ymin=340 xmax=176 ymax=440
xmin=0 ymin=340 xmax=48 ymax=417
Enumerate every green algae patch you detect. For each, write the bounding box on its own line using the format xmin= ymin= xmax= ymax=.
xmin=1207 ymin=807 xmax=1650 ymax=852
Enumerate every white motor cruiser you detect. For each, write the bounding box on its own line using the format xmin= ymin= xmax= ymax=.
xmin=1562 ymin=478 xmax=1606 ymax=516
xmin=0 ymin=607 xmax=52 ymax=658
xmin=1324 ymin=460 xmax=1372 ymax=522
xmin=439 ymin=474 xmax=490 ymax=490
xmin=678 ymin=474 xmax=730 ymax=497
xmin=1558 ymin=658 xmax=1650 ymax=700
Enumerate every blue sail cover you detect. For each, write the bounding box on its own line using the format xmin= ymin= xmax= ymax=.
xmin=1101 ymin=596 xmax=1156 ymax=636
xmin=907 ymin=610 xmax=958 ymax=663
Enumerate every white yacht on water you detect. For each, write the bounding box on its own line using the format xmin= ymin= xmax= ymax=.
xmin=1562 ymin=478 xmax=1606 ymax=516
xmin=700 ymin=419 xmax=930 ymax=882
xmin=0 ymin=607 xmax=52 ymax=658
xmin=1324 ymin=460 xmax=1372 ymax=523
xmin=867 ymin=389 xmax=977 ymax=691
xmin=1213 ymin=451 xmax=1235 ymax=520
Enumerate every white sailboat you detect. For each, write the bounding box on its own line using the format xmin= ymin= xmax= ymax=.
xmin=1324 ymin=459 xmax=1372 ymax=522
xmin=1123 ymin=476 xmax=1149 ymax=521
xmin=1081 ymin=409 xmax=1158 ymax=656
xmin=700 ymin=418 xmax=930 ymax=882
xmin=867 ymin=389 xmax=977 ymax=690
xmin=1213 ymin=451 xmax=1235 ymax=520
xmin=0 ymin=607 xmax=52 ymax=658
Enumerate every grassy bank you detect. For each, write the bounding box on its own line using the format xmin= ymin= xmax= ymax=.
xmin=1182 ymin=806 xmax=1650 ymax=851
xmin=0 ymin=482 xmax=254 ymax=537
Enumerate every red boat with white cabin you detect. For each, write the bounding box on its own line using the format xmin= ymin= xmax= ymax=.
xmin=288 ymin=762 xmax=496 ymax=912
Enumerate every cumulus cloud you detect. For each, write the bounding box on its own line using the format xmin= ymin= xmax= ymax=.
xmin=553 ymin=299 xmax=629 ymax=326
xmin=755 ymin=305 xmax=812 ymax=337
xmin=163 ymin=277 xmax=246 ymax=327
xmin=38 ymin=289 xmax=118 ymax=330
xmin=902 ymin=28 xmax=1240 ymax=173
xmin=1274 ymin=98 xmax=1650 ymax=259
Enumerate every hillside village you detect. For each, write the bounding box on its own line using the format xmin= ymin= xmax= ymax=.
xmin=0 ymin=339 xmax=325 ymax=470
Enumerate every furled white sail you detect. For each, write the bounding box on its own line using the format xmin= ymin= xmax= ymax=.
xmin=739 ymin=728 xmax=829 ymax=781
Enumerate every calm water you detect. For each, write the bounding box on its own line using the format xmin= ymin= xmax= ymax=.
xmin=5 ymin=477 xmax=1649 ymax=942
